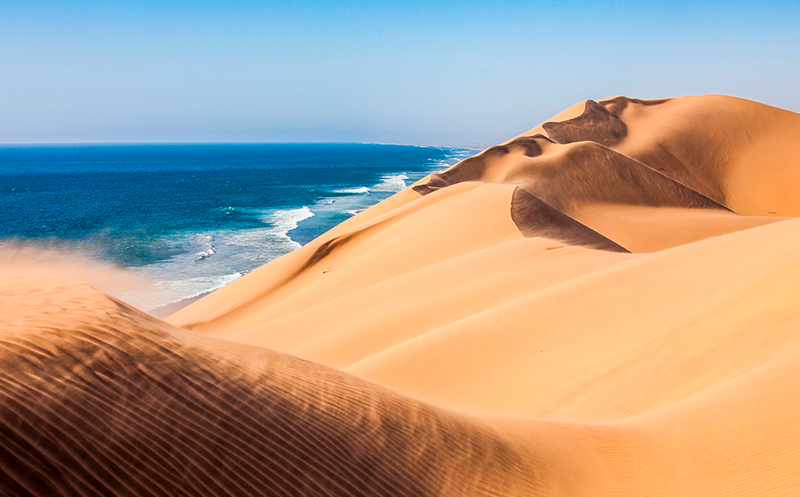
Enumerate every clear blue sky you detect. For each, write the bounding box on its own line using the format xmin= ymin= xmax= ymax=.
xmin=2 ymin=0 xmax=799 ymax=147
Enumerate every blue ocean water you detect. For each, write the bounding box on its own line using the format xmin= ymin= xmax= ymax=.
xmin=0 ymin=143 xmax=474 ymax=312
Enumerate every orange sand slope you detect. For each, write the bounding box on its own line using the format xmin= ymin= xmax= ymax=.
xmin=0 ymin=276 xmax=539 ymax=496
xmin=4 ymin=94 xmax=800 ymax=496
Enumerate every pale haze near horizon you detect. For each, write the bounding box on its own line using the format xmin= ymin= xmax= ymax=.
xmin=1 ymin=0 xmax=798 ymax=148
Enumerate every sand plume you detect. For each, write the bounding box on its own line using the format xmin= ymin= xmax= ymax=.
xmin=5 ymin=95 xmax=800 ymax=496
xmin=0 ymin=275 xmax=542 ymax=496
xmin=0 ymin=239 xmax=152 ymax=298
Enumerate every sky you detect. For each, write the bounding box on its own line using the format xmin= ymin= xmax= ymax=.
xmin=1 ymin=0 xmax=799 ymax=147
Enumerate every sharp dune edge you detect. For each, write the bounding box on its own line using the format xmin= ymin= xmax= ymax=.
xmin=4 ymin=95 xmax=800 ymax=496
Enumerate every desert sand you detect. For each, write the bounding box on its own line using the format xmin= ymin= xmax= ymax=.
xmin=4 ymin=94 xmax=800 ymax=495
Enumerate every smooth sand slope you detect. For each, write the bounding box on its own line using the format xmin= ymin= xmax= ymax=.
xmin=3 ymin=94 xmax=800 ymax=496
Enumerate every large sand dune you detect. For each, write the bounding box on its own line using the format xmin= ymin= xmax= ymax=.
xmin=4 ymin=94 xmax=800 ymax=495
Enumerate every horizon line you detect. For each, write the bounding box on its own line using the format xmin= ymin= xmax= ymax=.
xmin=0 ymin=141 xmax=484 ymax=150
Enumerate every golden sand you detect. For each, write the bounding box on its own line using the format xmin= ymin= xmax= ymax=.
xmin=4 ymin=95 xmax=800 ymax=495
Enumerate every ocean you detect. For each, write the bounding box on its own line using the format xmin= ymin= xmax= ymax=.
xmin=0 ymin=143 xmax=474 ymax=314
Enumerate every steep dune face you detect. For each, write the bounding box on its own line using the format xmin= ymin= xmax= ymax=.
xmin=162 ymin=95 xmax=800 ymax=495
xmin=5 ymin=95 xmax=800 ymax=496
xmin=0 ymin=274 xmax=542 ymax=497
xmin=413 ymin=95 xmax=797 ymax=251
xmin=169 ymin=94 xmax=798 ymax=343
xmin=527 ymin=95 xmax=800 ymax=216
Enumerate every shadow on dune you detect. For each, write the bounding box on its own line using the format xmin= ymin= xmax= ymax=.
xmin=0 ymin=281 xmax=539 ymax=497
xmin=5 ymin=94 xmax=800 ymax=497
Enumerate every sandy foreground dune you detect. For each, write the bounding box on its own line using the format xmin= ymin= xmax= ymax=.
xmin=4 ymin=95 xmax=800 ymax=495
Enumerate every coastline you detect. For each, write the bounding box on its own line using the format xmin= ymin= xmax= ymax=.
xmin=0 ymin=143 xmax=476 ymax=314
xmin=4 ymin=96 xmax=800 ymax=495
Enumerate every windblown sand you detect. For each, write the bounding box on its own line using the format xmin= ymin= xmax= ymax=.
xmin=4 ymin=94 xmax=800 ymax=496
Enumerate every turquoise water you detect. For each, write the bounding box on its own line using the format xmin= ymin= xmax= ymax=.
xmin=0 ymin=143 xmax=474 ymax=312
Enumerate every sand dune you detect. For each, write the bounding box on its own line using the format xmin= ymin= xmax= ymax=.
xmin=4 ymin=94 xmax=800 ymax=495
xmin=0 ymin=275 xmax=542 ymax=496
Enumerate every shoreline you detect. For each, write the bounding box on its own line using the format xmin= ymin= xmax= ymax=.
xmin=5 ymin=95 xmax=800 ymax=495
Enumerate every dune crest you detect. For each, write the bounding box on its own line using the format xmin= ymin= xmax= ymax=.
xmin=0 ymin=275 xmax=545 ymax=496
xmin=169 ymin=94 xmax=800 ymax=340
xmin=4 ymin=95 xmax=800 ymax=495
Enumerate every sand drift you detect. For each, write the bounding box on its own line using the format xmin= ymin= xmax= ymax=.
xmin=3 ymin=95 xmax=800 ymax=496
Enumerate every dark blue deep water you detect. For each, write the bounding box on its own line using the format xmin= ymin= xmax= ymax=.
xmin=0 ymin=143 xmax=474 ymax=312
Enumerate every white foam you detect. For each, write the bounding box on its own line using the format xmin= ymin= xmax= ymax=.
xmin=333 ymin=186 xmax=370 ymax=194
xmin=262 ymin=206 xmax=315 ymax=239
xmin=371 ymin=174 xmax=408 ymax=192
xmin=122 ymin=272 xmax=243 ymax=311
xmin=156 ymin=272 xmax=242 ymax=304
xmin=196 ymin=246 xmax=215 ymax=260
xmin=195 ymin=234 xmax=216 ymax=261
xmin=120 ymin=214 xmax=318 ymax=312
